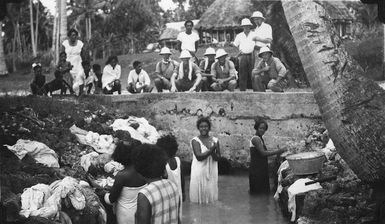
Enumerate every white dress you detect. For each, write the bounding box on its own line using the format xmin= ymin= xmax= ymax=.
xmin=189 ymin=136 xmax=218 ymax=204
xmin=115 ymin=185 xmax=146 ymax=224
xmin=166 ymin=157 xmax=183 ymax=217
xmin=62 ymin=39 xmax=84 ymax=94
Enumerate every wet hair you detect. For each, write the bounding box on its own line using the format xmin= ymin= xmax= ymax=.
xmin=254 ymin=117 xmax=268 ymax=131
xmin=112 ymin=142 xmax=134 ymax=166
xmin=184 ymin=20 xmax=194 ymax=27
xmin=196 ymin=116 xmax=211 ymax=130
xmin=133 ymin=144 xmax=168 ymax=178
xmin=133 ymin=61 xmax=142 ymax=68
xmin=59 ymin=51 xmax=66 ymax=57
xmin=106 ymin=55 xmax=118 ymax=65
xmin=67 ymin=28 xmax=79 ymax=37
xmin=92 ymin=64 xmax=101 ymax=72
xmin=156 ymin=134 xmax=178 ymax=158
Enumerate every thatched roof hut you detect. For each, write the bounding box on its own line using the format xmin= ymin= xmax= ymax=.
xmin=159 ymin=28 xmax=180 ymax=42
xmin=195 ymin=0 xmax=254 ymax=30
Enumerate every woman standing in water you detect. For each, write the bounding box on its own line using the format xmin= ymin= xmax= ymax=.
xmin=249 ymin=117 xmax=286 ymax=194
xmin=190 ymin=117 xmax=221 ymax=203
xmin=61 ymin=28 xmax=85 ymax=95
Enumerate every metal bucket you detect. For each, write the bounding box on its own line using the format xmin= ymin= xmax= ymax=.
xmin=286 ymin=151 xmax=326 ymax=175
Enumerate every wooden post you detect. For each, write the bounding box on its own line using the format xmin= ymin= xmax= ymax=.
xmin=217 ymin=30 xmax=219 ymax=43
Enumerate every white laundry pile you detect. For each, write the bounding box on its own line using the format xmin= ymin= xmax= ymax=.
xmin=80 ymin=152 xmax=99 ymax=172
xmin=111 ymin=117 xmax=160 ymax=144
xmin=4 ymin=139 xmax=60 ymax=168
xmin=104 ymin=160 xmax=124 ymax=176
xmin=274 ymin=160 xmax=290 ymax=200
xmin=94 ymin=177 xmax=115 ymax=188
xmin=70 ymin=125 xmax=116 ymax=154
xmin=19 ymin=177 xmax=87 ymax=219
xmin=287 ymin=178 xmax=322 ymax=222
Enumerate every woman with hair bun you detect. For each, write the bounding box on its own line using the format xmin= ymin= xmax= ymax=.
xmin=249 ymin=117 xmax=286 ymax=194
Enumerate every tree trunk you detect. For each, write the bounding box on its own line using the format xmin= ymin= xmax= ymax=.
xmin=59 ymin=0 xmax=67 ymax=45
xmin=30 ymin=0 xmax=37 ymax=57
xmin=35 ymin=0 xmax=39 ymax=53
xmin=0 ymin=21 xmax=8 ymax=76
xmin=281 ymin=0 xmax=385 ymax=183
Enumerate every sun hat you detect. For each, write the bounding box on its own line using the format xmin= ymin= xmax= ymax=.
xmin=179 ymin=50 xmax=192 ymax=59
xmin=241 ymin=18 xmax=253 ymax=26
xmin=258 ymin=46 xmax=273 ymax=58
xmin=159 ymin=47 xmax=172 ymax=55
xmin=204 ymin=47 xmax=216 ymax=56
xmin=251 ymin=11 xmax=265 ymax=19
xmin=32 ymin=63 xmax=42 ymax=69
xmin=215 ymin=49 xmax=228 ymax=59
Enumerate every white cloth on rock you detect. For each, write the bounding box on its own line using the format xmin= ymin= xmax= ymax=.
xmin=110 ymin=117 xmax=160 ymax=144
xmin=95 ymin=177 xmax=115 ymax=188
xmin=287 ymin=178 xmax=322 ymax=222
xmin=104 ymin=161 xmax=124 ymax=176
xmin=274 ymin=160 xmax=290 ymax=200
xmin=80 ymin=152 xmax=99 ymax=172
xmin=50 ymin=177 xmax=86 ymax=210
xmin=20 ymin=184 xmax=52 ymax=218
xmin=70 ymin=125 xmax=116 ymax=154
xmin=5 ymin=139 xmax=59 ymax=168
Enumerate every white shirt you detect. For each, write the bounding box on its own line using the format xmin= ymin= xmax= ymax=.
xmin=127 ymin=69 xmax=151 ymax=86
xmin=177 ymin=31 xmax=200 ymax=52
xmin=253 ymin=22 xmax=273 ymax=48
xmin=102 ymin=64 xmax=121 ymax=88
xmin=233 ymin=32 xmax=256 ymax=54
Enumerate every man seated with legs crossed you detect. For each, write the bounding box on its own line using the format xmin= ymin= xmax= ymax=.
xmin=210 ymin=49 xmax=237 ymax=92
xmin=252 ymin=46 xmax=287 ymax=92
xmin=154 ymin=47 xmax=178 ymax=92
xmin=171 ymin=50 xmax=202 ymax=92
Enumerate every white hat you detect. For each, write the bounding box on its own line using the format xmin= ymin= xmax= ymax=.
xmin=251 ymin=11 xmax=265 ymax=19
xmin=179 ymin=50 xmax=192 ymax=59
xmin=159 ymin=47 xmax=172 ymax=55
xmin=32 ymin=63 xmax=41 ymax=69
xmin=258 ymin=46 xmax=273 ymax=57
xmin=241 ymin=18 xmax=253 ymax=26
xmin=215 ymin=49 xmax=228 ymax=59
xmin=204 ymin=47 xmax=216 ymax=56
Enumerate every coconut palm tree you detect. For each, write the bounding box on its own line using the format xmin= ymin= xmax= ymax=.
xmin=281 ymin=0 xmax=385 ymax=183
xmin=0 ymin=21 xmax=8 ymax=76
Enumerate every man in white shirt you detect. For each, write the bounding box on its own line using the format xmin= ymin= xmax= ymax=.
xmin=233 ymin=18 xmax=255 ymax=91
xmin=102 ymin=55 xmax=121 ymax=94
xmin=250 ymin=11 xmax=273 ymax=91
xmin=127 ymin=61 xmax=153 ymax=94
xmin=177 ymin=20 xmax=200 ymax=62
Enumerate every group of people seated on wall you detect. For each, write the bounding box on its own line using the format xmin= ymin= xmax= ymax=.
xmin=31 ymin=11 xmax=288 ymax=96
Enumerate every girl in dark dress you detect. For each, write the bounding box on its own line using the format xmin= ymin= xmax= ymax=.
xmin=249 ymin=117 xmax=286 ymax=194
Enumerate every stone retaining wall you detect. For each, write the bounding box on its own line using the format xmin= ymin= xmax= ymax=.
xmin=93 ymin=92 xmax=322 ymax=168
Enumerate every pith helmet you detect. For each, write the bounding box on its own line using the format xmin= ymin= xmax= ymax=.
xmin=215 ymin=49 xmax=228 ymax=59
xmin=258 ymin=46 xmax=273 ymax=58
xmin=204 ymin=47 xmax=216 ymax=56
xmin=241 ymin=18 xmax=253 ymax=26
xmin=251 ymin=11 xmax=265 ymax=20
xmin=159 ymin=47 xmax=172 ymax=55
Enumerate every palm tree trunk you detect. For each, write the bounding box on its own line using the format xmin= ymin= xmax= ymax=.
xmin=0 ymin=21 xmax=8 ymax=76
xmin=59 ymin=0 xmax=67 ymax=45
xmin=282 ymin=0 xmax=385 ymax=183
xmin=29 ymin=0 xmax=37 ymax=57
xmin=35 ymin=0 xmax=39 ymax=53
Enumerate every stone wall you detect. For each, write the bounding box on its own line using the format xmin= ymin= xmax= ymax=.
xmin=94 ymin=92 xmax=322 ymax=168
